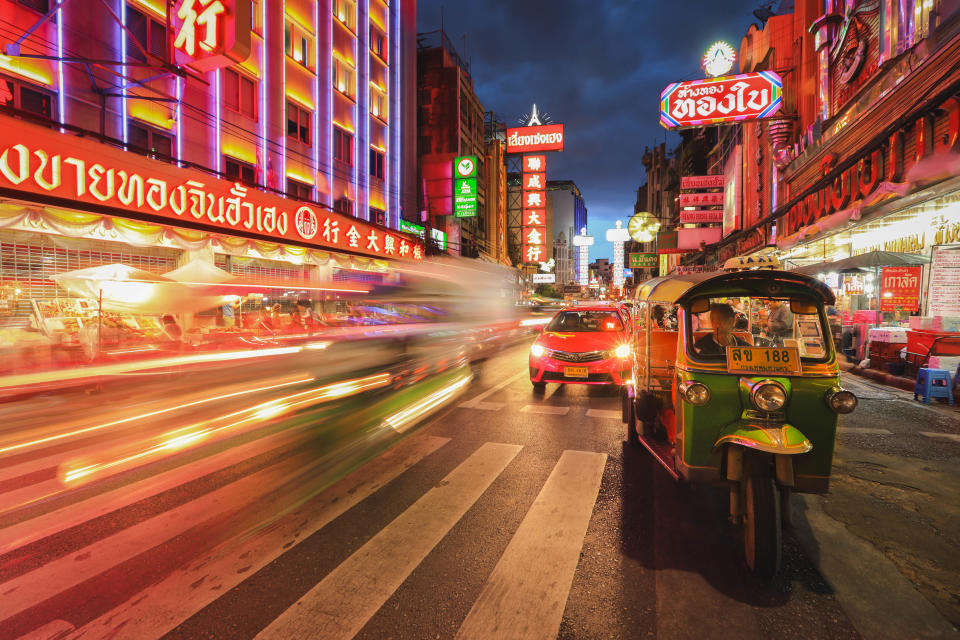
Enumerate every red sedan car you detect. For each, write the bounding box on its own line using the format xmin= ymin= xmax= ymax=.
xmin=528 ymin=307 xmax=632 ymax=390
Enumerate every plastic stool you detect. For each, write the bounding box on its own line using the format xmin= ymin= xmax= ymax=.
xmin=914 ymin=368 xmax=954 ymax=405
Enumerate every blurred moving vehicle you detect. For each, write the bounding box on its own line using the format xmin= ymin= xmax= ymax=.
xmin=623 ymin=269 xmax=857 ymax=577
xmin=528 ymin=306 xmax=632 ymax=390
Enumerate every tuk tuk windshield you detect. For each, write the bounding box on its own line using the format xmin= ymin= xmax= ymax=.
xmin=687 ymin=296 xmax=829 ymax=363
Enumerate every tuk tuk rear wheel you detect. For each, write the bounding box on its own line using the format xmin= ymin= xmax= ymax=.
xmin=743 ymin=455 xmax=782 ymax=579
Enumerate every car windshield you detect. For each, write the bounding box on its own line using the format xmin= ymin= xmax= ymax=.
xmin=547 ymin=310 xmax=624 ymax=332
xmin=687 ymin=296 xmax=829 ymax=362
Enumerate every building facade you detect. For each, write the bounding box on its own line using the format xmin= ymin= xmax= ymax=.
xmin=0 ymin=0 xmax=421 ymax=344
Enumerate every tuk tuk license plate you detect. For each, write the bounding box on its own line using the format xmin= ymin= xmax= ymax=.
xmin=563 ymin=366 xmax=590 ymax=378
xmin=726 ymin=347 xmax=801 ymax=375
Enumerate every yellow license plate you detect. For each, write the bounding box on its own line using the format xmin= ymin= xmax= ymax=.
xmin=563 ymin=366 xmax=590 ymax=378
xmin=725 ymin=347 xmax=801 ymax=375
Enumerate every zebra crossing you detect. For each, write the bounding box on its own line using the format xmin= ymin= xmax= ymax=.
xmin=0 ymin=429 xmax=609 ymax=640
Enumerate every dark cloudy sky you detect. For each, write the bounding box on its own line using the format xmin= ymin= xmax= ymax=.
xmin=416 ymin=0 xmax=765 ymax=261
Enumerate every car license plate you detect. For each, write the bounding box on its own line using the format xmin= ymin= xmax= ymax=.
xmin=563 ymin=366 xmax=589 ymax=378
xmin=726 ymin=347 xmax=801 ymax=375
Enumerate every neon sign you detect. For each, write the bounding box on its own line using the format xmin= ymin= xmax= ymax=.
xmin=522 ymin=154 xmax=548 ymax=264
xmin=702 ymin=41 xmax=736 ymax=77
xmin=172 ymin=0 xmax=253 ymax=72
xmin=506 ymin=125 xmax=564 ymax=154
xmin=660 ymin=72 xmax=782 ymax=129
xmin=0 ymin=117 xmax=422 ymax=261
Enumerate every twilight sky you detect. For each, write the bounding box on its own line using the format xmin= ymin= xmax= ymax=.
xmin=416 ymin=0 xmax=768 ymax=261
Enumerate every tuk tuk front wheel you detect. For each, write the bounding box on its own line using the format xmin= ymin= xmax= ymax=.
xmin=742 ymin=453 xmax=782 ymax=579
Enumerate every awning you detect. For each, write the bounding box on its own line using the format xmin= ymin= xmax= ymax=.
xmin=793 ymin=250 xmax=929 ymax=275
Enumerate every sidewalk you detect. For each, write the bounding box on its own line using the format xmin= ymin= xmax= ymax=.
xmin=840 ymin=359 xmax=918 ymax=393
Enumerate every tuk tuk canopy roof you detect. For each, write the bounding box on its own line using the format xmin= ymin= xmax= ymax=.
xmin=634 ymin=270 xmax=835 ymax=306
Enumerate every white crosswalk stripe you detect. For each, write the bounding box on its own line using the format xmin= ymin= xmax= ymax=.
xmin=255 ymin=442 xmax=523 ymax=640
xmin=455 ymin=450 xmax=607 ymax=640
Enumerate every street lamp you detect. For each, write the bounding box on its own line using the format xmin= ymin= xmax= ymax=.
xmin=572 ymin=227 xmax=594 ymax=286
xmin=606 ymin=220 xmax=631 ymax=289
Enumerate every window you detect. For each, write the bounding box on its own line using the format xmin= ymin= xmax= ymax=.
xmin=333 ymin=0 xmax=356 ymax=31
xmin=284 ymin=21 xmax=312 ymax=69
xmin=333 ymin=196 xmax=353 ymax=216
xmin=370 ymin=27 xmax=385 ymax=61
xmin=369 ymin=148 xmax=384 ymax=180
xmin=17 ymin=0 xmax=49 ymax=13
xmin=225 ymin=157 xmax=257 ymax=186
xmin=286 ymin=102 xmax=311 ymax=146
xmin=287 ymin=178 xmax=312 ymax=201
xmin=369 ymin=208 xmax=385 ymax=226
xmin=127 ymin=122 xmax=173 ymax=159
xmin=371 ymin=92 xmax=384 ymax=120
xmin=126 ymin=5 xmax=167 ymax=63
xmin=333 ymin=58 xmax=353 ymax=98
xmin=1 ymin=76 xmax=55 ymax=121
xmin=334 ymin=127 xmax=353 ymax=165
xmin=545 ymin=311 xmax=624 ymax=333
xmin=223 ymin=69 xmax=257 ymax=119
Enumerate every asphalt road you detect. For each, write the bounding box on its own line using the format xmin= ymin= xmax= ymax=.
xmin=0 ymin=341 xmax=958 ymax=639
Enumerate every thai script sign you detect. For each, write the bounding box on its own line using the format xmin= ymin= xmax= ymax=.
xmin=0 ymin=117 xmax=422 ymax=260
xmin=452 ymin=155 xmax=478 ymax=218
xmin=506 ymin=125 xmax=564 ymax=154
xmin=532 ymin=273 xmax=556 ymax=284
xmin=681 ymin=175 xmax=725 ymax=189
xmin=660 ymin=72 xmax=782 ymax=129
xmin=629 ymin=253 xmax=658 ymax=268
xmin=679 ymin=192 xmax=724 ymax=207
xmin=172 ymin=0 xmax=252 ymax=72
xmin=880 ymin=266 xmax=922 ymax=312
xmin=679 ymin=210 xmax=724 ymax=224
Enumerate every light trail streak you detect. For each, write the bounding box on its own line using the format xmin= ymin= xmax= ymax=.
xmin=520 ymin=318 xmax=551 ymax=326
xmin=382 ymin=374 xmax=473 ymax=433
xmin=0 ymin=376 xmax=313 ymax=456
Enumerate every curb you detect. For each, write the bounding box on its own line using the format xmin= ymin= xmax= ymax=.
xmin=839 ymin=360 xmax=916 ymax=392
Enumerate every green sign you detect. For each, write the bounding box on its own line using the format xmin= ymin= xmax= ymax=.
xmin=454 ymin=177 xmax=478 ymax=217
xmin=629 ymin=253 xmax=658 ymax=268
xmin=454 ymin=155 xmax=478 ymax=179
xmin=399 ymin=219 xmax=446 ymax=251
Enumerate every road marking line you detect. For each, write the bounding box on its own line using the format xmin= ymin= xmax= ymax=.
xmin=0 ymin=426 xmax=308 ymax=553
xmin=70 ymin=436 xmax=452 ymax=640
xmin=520 ymin=405 xmax=570 ymax=415
xmin=460 ymin=371 xmax=527 ymax=408
xmin=586 ymin=409 xmax=621 ymax=420
xmin=459 ymin=401 xmax=505 ymax=411
xmin=920 ymin=431 xmax=960 ymax=443
xmin=0 ymin=450 xmax=318 ymax=621
xmin=255 ymin=442 xmax=523 ymax=640
xmin=838 ymin=427 xmax=893 ymax=435
xmin=455 ymin=450 xmax=607 ymax=640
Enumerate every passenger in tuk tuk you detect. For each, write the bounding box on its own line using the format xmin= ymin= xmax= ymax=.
xmin=693 ymin=303 xmax=749 ymax=356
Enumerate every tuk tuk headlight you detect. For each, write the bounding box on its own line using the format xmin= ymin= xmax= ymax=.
xmin=614 ymin=344 xmax=631 ymax=359
xmin=530 ymin=343 xmax=546 ymax=358
xmin=825 ymin=387 xmax=857 ymax=414
xmin=751 ymin=381 xmax=787 ymax=412
xmin=678 ymin=380 xmax=710 ymax=406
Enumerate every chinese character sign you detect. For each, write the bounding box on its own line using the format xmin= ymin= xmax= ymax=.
xmin=172 ymin=0 xmax=252 ymax=72
xmin=522 ymin=154 xmax=547 ymax=264
xmin=606 ymin=220 xmax=631 ymax=289
xmin=572 ymin=228 xmax=594 ymax=286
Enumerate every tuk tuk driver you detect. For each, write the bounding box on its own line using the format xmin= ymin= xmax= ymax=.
xmin=694 ymin=303 xmax=749 ymax=356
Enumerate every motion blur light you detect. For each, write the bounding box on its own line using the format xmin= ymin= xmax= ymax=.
xmin=530 ymin=343 xmax=546 ymax=358
xmin=679 ymin=380 xmax=710 ymax=406
xmin=825 ymin=387 xmax=857 ymax=414
xmin=751 ymin=381 xmax=787 ymax=412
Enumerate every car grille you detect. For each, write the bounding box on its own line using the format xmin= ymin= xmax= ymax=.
xmin=543 ymin=371 xmax=613 ymax=382
xmin=546 ymin=349 xmax=606 ymax=363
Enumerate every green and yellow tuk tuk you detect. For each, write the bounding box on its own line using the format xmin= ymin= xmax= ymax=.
xmin=623 ymin=268 xmax=857 ymax=577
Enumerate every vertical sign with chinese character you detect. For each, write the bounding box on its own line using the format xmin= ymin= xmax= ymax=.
xmin=522 ymin=154 xmax=547 ymax=264
xmin=172 ymin=0 xmax=253 ymax=72
xmin=453 ymin=155 xmax=478 ymax=217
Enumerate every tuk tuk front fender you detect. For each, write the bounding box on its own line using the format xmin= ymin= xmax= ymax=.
xmin=713 ymin=421 xmax=813 ymax=455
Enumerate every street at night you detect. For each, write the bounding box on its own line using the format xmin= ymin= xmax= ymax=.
xmin=4 ymin=0 xmax=960 ymax=637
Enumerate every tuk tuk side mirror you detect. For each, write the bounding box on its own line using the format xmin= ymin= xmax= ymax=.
xmin=790 ymin=299 xmax=818 ymax=314
xmin=689 ymin=298 xmax=710 ymax=314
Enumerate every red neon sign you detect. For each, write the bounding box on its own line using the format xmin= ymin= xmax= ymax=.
xmin=0 ymin=117 xmax=422 ymax=260
xmin=507 ymin=125 xmax=564 ymax=154
xmin=523 ymin=155 xmax=546 ymax=172
xmin=660 ymin=72 xmax=783 ymax=129
xmin=172 ymin=0 xmax=252 ymax=72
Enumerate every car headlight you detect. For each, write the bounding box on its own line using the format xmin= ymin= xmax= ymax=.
xmin=678 ymin=380 xmax=710 ymax=406
xmin=825 ymin=387 xmax=857 ymax=414
xmin=530 ymin=343 xmax=546 ymax=358
xmin=614 ymin=344 xmax=631 ymax=359
xmin=751 ymin=381 xmax=787 ymax=412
